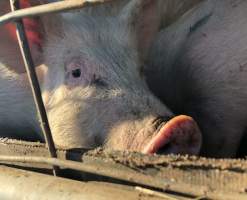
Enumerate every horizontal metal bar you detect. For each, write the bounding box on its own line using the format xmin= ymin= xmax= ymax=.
xmin=0 ymin=165 xmax=168 ymax=200
xmin=0 ymin=155 xmax=159 ymax=185
xmin=0 ymin=155 xmax=176 ymax=191
xmin=1 ymin=154 xmax=247 ymax=200
xmin=0 ymin=0 xmax=115 ymax=26
xmin=0 ymin=140 xmax=247 ymax=199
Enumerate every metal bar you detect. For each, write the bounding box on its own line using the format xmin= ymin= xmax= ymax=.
xmin=0 ymin=165 xmax=169 ymax=200
xmin=0 ymin=155 xmax=174 ymax=189
xmin=9 ymin=0 xmax=59 ymax=176
xmin=0 ymin=154 xmax=247 ymax=200
xmin=0 ymin=0 xmax=115 ymax=26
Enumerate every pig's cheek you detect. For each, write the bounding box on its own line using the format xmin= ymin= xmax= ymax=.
xmin=65 ymin=71 xmax=78 ymax=87
xmin=42 ymin=91 xmax=50 ymax=105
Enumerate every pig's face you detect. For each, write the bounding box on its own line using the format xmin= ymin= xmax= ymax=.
xmin=36 ymin=0 xmax=202 ymax=154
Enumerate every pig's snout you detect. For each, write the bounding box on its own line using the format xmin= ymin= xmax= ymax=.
xmin=143 ymin=115 xmax=202 ymax=155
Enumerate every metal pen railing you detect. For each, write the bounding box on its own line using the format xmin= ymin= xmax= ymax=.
xmin=1 ymin=0 xmax=114 ymax=176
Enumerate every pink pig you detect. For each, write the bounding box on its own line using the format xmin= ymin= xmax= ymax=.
xmin=0 ymin=0 xmax=202 ymax=155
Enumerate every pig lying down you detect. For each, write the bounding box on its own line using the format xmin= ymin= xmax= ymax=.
xmin=0 ymin=0 xmax=203 ymax=156
xmin=146 ymin=0 xmax=247 ymax=157
xmin=0 ymin=0 xmax=245 ymax=158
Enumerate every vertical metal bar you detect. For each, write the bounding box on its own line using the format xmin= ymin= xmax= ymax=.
xmin=9 ymin=0 xmax=59 ymax=176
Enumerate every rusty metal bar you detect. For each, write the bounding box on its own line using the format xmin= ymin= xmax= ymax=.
xmin=0 ymin=0 xmax=115 ymax=26
xmin=9 ymin=0 xmax=58 ymax=176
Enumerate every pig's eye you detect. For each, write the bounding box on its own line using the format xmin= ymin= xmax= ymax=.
xmin=72 ymin=68 xmax=81 ymax=78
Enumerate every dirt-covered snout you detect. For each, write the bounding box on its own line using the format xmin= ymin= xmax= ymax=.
xmin=106 ymin=109 xmax=202 ymax=155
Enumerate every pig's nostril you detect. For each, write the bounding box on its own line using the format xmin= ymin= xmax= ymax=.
xmin=156 ymin=142 xmax=172 ymax=154
xmin=143 ymin=115 xmax=202 ymax=155
xmin=153 ymin=115 xmax=174 ymax=130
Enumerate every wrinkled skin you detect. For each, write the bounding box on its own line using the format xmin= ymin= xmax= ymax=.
xmin=145 ymin=0 xmax=247 ymax=157
xmin=0 ymin=0 xmax=203 ymax=155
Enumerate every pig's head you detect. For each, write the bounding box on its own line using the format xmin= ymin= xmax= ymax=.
xmin=29 ymin=0 xmax=202 ymax=155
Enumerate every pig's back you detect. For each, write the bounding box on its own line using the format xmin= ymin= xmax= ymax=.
xmin=145 ymin=0 xmax=247 ymax=147
xmin=176 ymin=0 xmax=247 ymax=118
xmin=148 ymin=0 xmax=247 ymax=120
xmin=0 ymin=64 xmax=40 ymax=140
xmin=145 ymin=0 xmax=247 ymax=156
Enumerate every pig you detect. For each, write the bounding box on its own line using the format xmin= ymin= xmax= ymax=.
xmin=145 ymin=0 xmax=247 ymax=157
xmin=0 ymin=0 xmax=45 ymax=140
xmin=0 ymin=0 xmax=43 ymax=73
xmin=0 ymin=0 xmax=203 ymax=155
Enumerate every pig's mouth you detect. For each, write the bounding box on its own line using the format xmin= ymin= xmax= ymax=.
xmin=142 ymin=115 xmax=202 ymax=155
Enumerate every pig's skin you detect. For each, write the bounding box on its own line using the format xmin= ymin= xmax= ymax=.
xmin=39 ymin=6 xmax=174 ymax=149
xmin=0 ymin=0 xmax=47 ymax=139
xmin=0 ymin=1 xmax=42 ymax=73
xmin=0 ymin=65 xmax=40 ymax=140
xmin=0 ymin=0 xmax=203 ymax=73
xmin=0 ymin=0 xmax=202 ymax=153
xmin=158 ymin=0 xmax=204 ymax=28
xmin=0 ymin=0 xmax=165 ymax=148
xmin=0 ymin=1 xmax=24 ymax=73
xmin=145 ymin=0 xmax=247 ymax=157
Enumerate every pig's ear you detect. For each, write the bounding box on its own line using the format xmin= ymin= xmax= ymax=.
xmin=4 ymin=0 xmax=62 ymax=73
xmin=28 ymin=0 xmax=63 ymax=35
xmin=120 ymin=0 xmax=160 ymax=60
xmin=0 ymin=0 xmax=43 ymax=73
